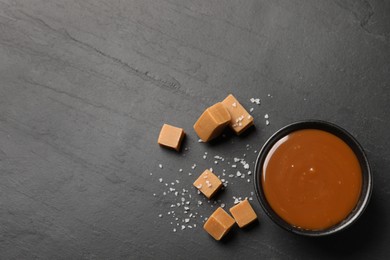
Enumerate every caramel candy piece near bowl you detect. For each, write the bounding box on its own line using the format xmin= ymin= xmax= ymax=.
xmin=204 ymin=207 xmax=235 ymax=240
xmin=222 ymin=94 xmax=254 ymax=135
xmin=193 ymin=169 xmax=223 ymax=199
xmin=229 ymin=199 xmax=258 ymax=228
xmin=193 ymin=102 xmax=231 ymax=142
xmin=157 ymin=124 xmax=185 ymax=151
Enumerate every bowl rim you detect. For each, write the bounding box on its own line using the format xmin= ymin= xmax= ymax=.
xmin=253 ymin=120 xmax=373 ymax=236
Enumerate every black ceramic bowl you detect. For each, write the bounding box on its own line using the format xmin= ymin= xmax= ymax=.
xmin=254 ymin=120 xmax=372 ymax=236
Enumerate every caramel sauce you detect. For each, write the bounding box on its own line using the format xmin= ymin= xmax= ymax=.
xmin=262 ymin=129 xmax=362 ymax=230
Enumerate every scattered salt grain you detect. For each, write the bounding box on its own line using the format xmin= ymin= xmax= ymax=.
xmin=159 ymin=178 xmax=163 ymax=183
xmin=264 ymin=114 xmax=269 ymax=119
xmin=266 ymin=120 xmax=270 ymax=125
xmin=221 ymin=203 xmax=225 ymax=208
xmin=232 ymin=102 xmax=237 ymax=107
xmin=159 ymin=214 xmax=162 ymax=218
xmin=182 ymin=225 xmax=186 ymax=230
xmin=173 ymin=228 xmax=176 ymax=232
xmin=250 ymin=108 xmax=254 ymax=112
xmin=159 ymin=164 xmax=163 ymax=169
xmin=250 ymin=98 xmax=261 ymax=105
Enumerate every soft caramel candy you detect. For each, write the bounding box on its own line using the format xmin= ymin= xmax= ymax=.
xmin=222 ymin=94 xmax=254 ymax=135
xmin=229 ymin=199 xmax=258 ymax=228
xmin=193 ymin=169 xmax=222 ymax=199
xmin=193 ymin=102 xmax=231 ymax=142
xmin=157 ymin=124 xmax=185 ymax=151
xmin=204 ymin=207 xmax=235 ymax=240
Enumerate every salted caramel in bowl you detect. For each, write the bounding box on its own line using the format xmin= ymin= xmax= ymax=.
xmin=254 ymin=120 xmax=372 ymax=236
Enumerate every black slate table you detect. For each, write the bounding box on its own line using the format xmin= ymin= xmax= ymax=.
xmin=1 ymin=1 xmax=389 ymax=259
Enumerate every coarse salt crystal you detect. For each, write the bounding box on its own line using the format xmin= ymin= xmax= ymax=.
xmin=159 ymin=164 xmax=163 ymax=169
xmin=236 ymin=171 xmax=242 ymax=177
xmin=232 ymin=165 xmax=237 ymax=168
xmin=264 ymin=114 xmax=269 ymax=119
xmin=197 ymin=184 xmax=202 ymax=189
xmin=181 ymin=225 xmax=186 ymax=230
xmin=158 ymin=214 xmax=162 ymax=218
xmin=159 ymin=178 xmax=163 ymax=183
xmin=221 ymin=203 xmax=225 ymax=208
xmin=266 ymin=120 xmax=270 ymax=125
xmin=206 ymin=180 xmax=212 ymax=187
xmin=173 ymin=228 xmax=176 ymax=232
xmin=179 ymin=169 xmax=183 ymax=172
xmin=185 ymin=218 xmax=190 ymax=223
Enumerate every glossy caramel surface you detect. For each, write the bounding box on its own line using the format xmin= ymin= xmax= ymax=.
xmin=262 ymin=129 xmax=362 ymax=230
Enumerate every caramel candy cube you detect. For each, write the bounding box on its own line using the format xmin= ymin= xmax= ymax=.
xmin=193 ymin=102 xmax=231 ymax=142
xmin=157 ymin=124 xmax=185 ymax=151
xmin=193 ymin=169 xmax=222 ymax=199
xmin=222 ymin=94 xmax=254 ymax=135
xmin=229 ymin=199 xmax=258 ymax=228
xmin=204 ymin=207 xmax=235 ymax=240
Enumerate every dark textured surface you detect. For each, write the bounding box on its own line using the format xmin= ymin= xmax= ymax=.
xmin=0 ymin=0 xmax=389 ymax=259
